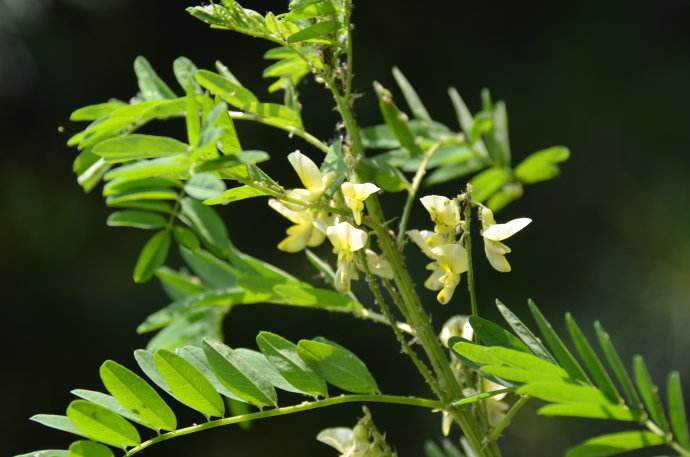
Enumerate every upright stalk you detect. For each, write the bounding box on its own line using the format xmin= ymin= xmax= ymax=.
xmin=463 ymin=188 xmax=479 ymax=317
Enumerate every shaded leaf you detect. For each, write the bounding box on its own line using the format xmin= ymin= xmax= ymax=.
xmin=133 ymin=230 xmax=171 ymax=284
xmin=66 ymin=400 xmax=140 ymax=448
xmin=565 ymin=431 xmax=665 ymax=457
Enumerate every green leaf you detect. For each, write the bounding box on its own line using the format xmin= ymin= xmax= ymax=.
xmin=392 ymin=67 xmax=431 ymax=122
xmin=154 ymin=349 xmax=225 ymax=417
xmin=70 ymin=101 xmax=126 ymax=121
xmin=179 ymin=197 xmax=232 ymax=257
xmin=634 ymin=356 xmax=670 ymax=433
xmin=106 ymin=189 xmax=178 ymax=207
xmin=185 ymin=83 xmax=201 ymax=146
xmin=470 ymin=167 xmax=510 ymax=202
xmin=194 ymin=151 xmax=269 ymax=173
xmin=515 ymin=146 xmax=570 ymax=184
xmin=195 ymin=70 xmax=258 ymax=109
xmin=448 ymin=87 xmax=473 ymax=135
xmin=146 ymin=308 xmax=224 ymax=352
xmin=203 ymin=339 xmax=278 ymax=407
xmin=297 ymin=339 xmax=378 ymax=394
xmin=287 ymin=20 xmax=339 ymax=43
xmin=518 ymin=382 xmax=612 ymax=405
xmin=173 ymin=226 xmax=201 ymax=250
xmin=176 ymin=346 xmax=242 ymax=401
xmin=103 ymin=176 xmax=180 ymax=197
xmin=106 ymin=211 xmax=167 ymax=230
xmin=468 ymin=316 xmax=530 ymax=353
xmin=245 ymin=102 xmax=303 ymax=129
xmin=594 ymin=322 xmax=644 ymax=416
xmin=357 ymin=156 xmax=409 ymax=192
xmin=68 ymin=441 xmax=113 ymax=457
xmin=204 ymin=185 xmax=270 ymax=205
xmin=233 ymin=348 xmax=305 ymax=394
xmin=107 ymin=200 xmax=174 ymax=215
xmin=104 ymin=156 xmax=190 ymax=183
xmin=565 ymin=313 xmax=621 ymax=403
xmin=99 ymin=360 xmax=176 ymax=431
xmin=133 ymin=230 xmax=171 ymax=284
xmin=93 ymin=134 xmax=188 ymax=163
xmin=425 ymin=160 xmax=484 ymax=186
xmin=173 ymin=56 xmax=199 ymax=92
xmin=134 ymin=56 xmax=176 ymax=101
xmin=488 ymin=101 xmax=510 ymax=165
xmin=30 ymin=415 xmax=88 ymax=439
xmin=528 ymin=300 xmax=590 ymax=383
xmin=15 ymin=451 xmax=69 ymax=457
xmin=256 ymin=331 xmax=328 ymax=398
xmin=538 ymin=403 xmax=636 ymax=421
xmin=564 ymin=431 xmax=665 ymax=457
xmin=373 ymin=82 xmax=423 ymax=157
xmin=486 ymin=183 xmax=523 ymax=212
xmin=184 ymin=173 xmax=227 ymax=200
xmin=66 ymin=400 xmax=140 ymax=448
xmin=667 ymin=371 xmax=690 ymax=450
xmin=495 ymin=300 xmax=555 ymax=362
xmin=179 ymin=247 xmax=237 ymax=288
xmin=70 ymin=390 xmax=149 ymax=427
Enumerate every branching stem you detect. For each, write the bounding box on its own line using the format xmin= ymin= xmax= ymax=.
xmin=124 ymin=394 xmax=442 ymax=457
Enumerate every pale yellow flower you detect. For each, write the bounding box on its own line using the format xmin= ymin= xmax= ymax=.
xmin=363 ymin=249 xmax=393 ymax=279
xmin=420 ymin=195 xmax=461 ymax=238
xmin=341 ymin=182 xmax=380 ymax=225
xmin=430 ymin=244 xmax=468 ymax=305
xmin=285 ymin=150 xmax=334 ymax=205
xmin=480 ymin=207 xmax=531 ymax=272
xmin=269 ymin=199 xmax=325 ymax=252
xmin=326 ymin=222 xmax=368 ymax=292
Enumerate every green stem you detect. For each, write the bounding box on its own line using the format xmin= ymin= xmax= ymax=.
xmin=486 ymin=396 xmax=529 ymax=443
xmin=227 ymin=110 xmax=330 ymax=154
xmin=397 ymin=142 xmax=441 ymax=246
xmin=124 ymin=394 xmax=442 ymax=457
xmin=463 ymin=187 xmax=479 ymax=317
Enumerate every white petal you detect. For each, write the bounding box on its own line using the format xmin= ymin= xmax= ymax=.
xmin=287 ymin=150 xmax=323 ymax=191
xmin=277 ymin=223 xmax=312 ymax=253
xmin=420 ymin=195 xmax=460 ymax=227
xmin=269 ymin=199 xmax=311 ymax=224
xmin=484 ymin=239 xmax=512 ymax=272
xmin=424 ymin=264 xmax=444 ymax=291
xmin=482 ymin=218 xmax=532 ymax=241
xmin=326 ymin=222 xmax=368 ymax=253
xmin=432 ymin=243 xmax=468 ymax=275
xmin=307 ymin=224 xmax=326 ymax=247
xmin=480 ymin=206 xmax=496 ymax=229
xmin=407 ymin=229 xmax=437 ymax=258
xmin=316 ymin=428 xmax=354 ymax=454
xmin=365 ymin=249 xmax=394 ymax=279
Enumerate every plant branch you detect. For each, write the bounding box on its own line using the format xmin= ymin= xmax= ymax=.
xmin=227 ymin=110 xmax=330 ymax=154
xmin=124 ymin=394 xmax=442 ymax=457
xmin=463 ymin=187 xmax=479 ymax=317
xmin=397 ymin=142 xmax=441 ymax=245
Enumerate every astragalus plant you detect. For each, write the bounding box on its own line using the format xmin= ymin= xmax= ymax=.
xmin=17 ymin=1 xmax=690 ymax=457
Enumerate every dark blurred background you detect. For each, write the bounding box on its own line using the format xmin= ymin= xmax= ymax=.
xmin=3 ymin=0 xmax=690 ymax=456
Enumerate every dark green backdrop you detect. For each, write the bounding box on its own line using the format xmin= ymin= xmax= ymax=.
xmin=3 ymin=1 xmax=690 ymax=456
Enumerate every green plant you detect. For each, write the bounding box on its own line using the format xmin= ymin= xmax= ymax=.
xmin=17 ymin=1 xmax=688 ymax=456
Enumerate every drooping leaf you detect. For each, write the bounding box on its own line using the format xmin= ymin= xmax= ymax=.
xmin=667 ymin=371 xmax=690 ymax=450
xmin=633 ymin=355 xmax=670 ymax=433
xmin=469 ymin=167 xmax=510 ymax=202
xmin=233 ymin=348 xmax=305 ymax=394
xmin=468 ymin=316 xmax=530 ymax=353
xmin=67 ymin=440 xmax=113 ymax=457
xmin=594 ymin=322 xmax=643 ymax=416
xmin=70 ymin=101 xmax=126 ymax=122
xmin=173 ymin=56 xmax=199 ymax=92
xmin=287 ymin=20 xmax=339 ymax=43
xmin=392 ymin=67 xmax=431 ymax=122
xmin=66 ymin=400 xmax=140 ymax=448
xmin=30 ymin=415 xmax=88 ymax=439
xmin=564 ymin=431 xmax=665 ymax=457
xmin=373 ymin=82 xmax=423 ymax=157
xmin=495 ymin=300 xmax=555 ymax=362
xmin=133 ymin=230 xmax=171 ymax=284
xmin=93 ymin=134 xmax=188 ymax=163
xmin=203 ymin=339 xmax=278 ymax=407
xmin=99 ymin=360 xmax=177 ymax=431
xmin=565 ymin=313 xmax=621 ymax=404
xmin=515 ymin=146 xmax=570 ymax=184
xmin=184 ymin=173 xmax=227 ymax=200
xmin=517 ymin=382 xmax=612 ymax=405
xmin=179 ymin=197 xmax=232 ymax=257
xmin=256 ymin=331 xmax=328 ymax=398
xmin=195 ymin=70 xmax=258 ymax=109
xmin=106 ymin=211 xmax=167 ymax=230
xmin=70 ymin=390 xmax=149 ymax=427
xmin=538 ymin=403 xmax=636 ymax=421
xmin=297 ymin=339 xmax=378 ymax=394
xmin=204 ymin=185 xmax=270 ymax=205
xmin=154 ymin=349 xmax=225 ymax=417
xmin=134 ymin=56 xmax=177 ymax=101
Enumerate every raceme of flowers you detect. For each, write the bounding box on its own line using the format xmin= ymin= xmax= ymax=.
xmin=269 ymin=151 xmax=389 ymax=292
xmin=409 ymin=195 xmax=531 ymax=305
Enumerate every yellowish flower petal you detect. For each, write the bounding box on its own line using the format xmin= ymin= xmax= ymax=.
xmin=420 ymin=195 xmax=461 ymax=227
xmin=326 ymin=222 xmax=368 ymax=253
xmin=482 ymin=217 xmax=532 ymax=241
xmin=364 ymin=249 xmax=393 ymax=279
xmin=341 ymin=182 xmax=379 ymax=225
xmin=287 ymin=150 xmax=323 ymax=192
xmin=277 ymin=222 xmax=312 ymax=252
xmin=432 ymin=243 xmax=468 ymax=275
xmin=269 ymin=199 xmax=311 ymax=224
xmin=424 ymin=263 xmax=444 ymax=291
xmin=307 ymin=225 xmax=326 ymax=247
xmin=484 ymin=239 xmax=512 ymax=272
xmin=407 ymin=229 xmax=438 ymax=258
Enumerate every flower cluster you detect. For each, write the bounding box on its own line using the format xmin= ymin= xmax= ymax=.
xmin=269 ymin=151 xmax=390 ymax=293
xmin=409 ymin=195 xmax=531 ymax=305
